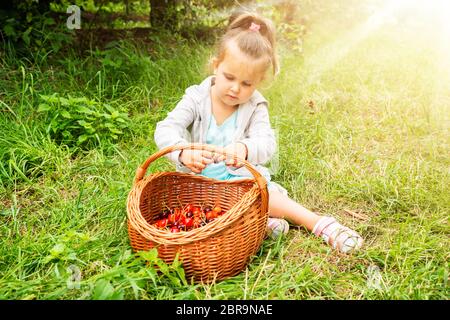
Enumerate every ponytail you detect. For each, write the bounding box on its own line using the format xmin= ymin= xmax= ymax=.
xmin=214 ymin=11 xmax=279 ymax=76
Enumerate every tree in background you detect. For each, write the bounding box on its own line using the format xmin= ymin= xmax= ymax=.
xmin=149 ymin=0 xmax=175 ymax=28
xmin=1 ymin=0 xmax=282 ymax=55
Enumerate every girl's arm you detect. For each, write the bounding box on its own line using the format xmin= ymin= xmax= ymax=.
xmin=154 ymin=93 xmax=196 ymax=166
xmin=237 ymin=103 xmax=276 ymax=165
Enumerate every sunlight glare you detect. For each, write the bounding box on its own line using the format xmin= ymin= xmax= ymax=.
xmin=303 ymin=0 xmax=450 ymax=86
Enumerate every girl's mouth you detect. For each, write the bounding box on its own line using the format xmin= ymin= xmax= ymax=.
xmin=227 ymin=94 xmax=238 ymax=100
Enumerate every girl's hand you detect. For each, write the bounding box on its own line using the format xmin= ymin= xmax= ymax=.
xmin=213 ymin=142 xmax=248 ymax=168
xmin=179 ymin=149 xmax=214 ymax=174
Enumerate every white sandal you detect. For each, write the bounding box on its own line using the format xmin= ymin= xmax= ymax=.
xmin=267 ymin=218 xmax=290 ymax=239
xmin=312 ymin=216 xmax=363 ymax=253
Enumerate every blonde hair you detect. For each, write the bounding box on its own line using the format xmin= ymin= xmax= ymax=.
xmin=212 ymin=10 xmax=279 ymax=78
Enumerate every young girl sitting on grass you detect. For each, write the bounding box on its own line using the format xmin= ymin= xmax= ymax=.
xmin=154 ymin=11 xmax=363 ymax=253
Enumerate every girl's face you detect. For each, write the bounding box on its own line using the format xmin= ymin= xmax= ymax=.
xmin=212 ymin=41 xmax=268 ymax=108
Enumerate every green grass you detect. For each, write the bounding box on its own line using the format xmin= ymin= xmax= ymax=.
xmin=0 ymin=0 xmax=448 ymax=299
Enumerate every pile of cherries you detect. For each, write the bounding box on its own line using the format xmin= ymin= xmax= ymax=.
xmin=152 ymin=203 xmax=225 ymax=233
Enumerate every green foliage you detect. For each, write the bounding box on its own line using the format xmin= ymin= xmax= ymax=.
xmin=38 ymin=230 xmax=188 ymax=299
xmin=0 ymin=119 xmax=68 ymax=186
xmin=259 ymin=0 xmax=307 ymax=54
xmin=82 ymin=249 xmax=188 ymax=299
xmin=0 ymin=1 xmax=72 ymax=57
xmin=91 ymin=279 xmax=124 ymax=299
xmin=37 ymin=93 xmax=130 ymax=149
xmin=91 ymin=40 xmax=151 ymax=80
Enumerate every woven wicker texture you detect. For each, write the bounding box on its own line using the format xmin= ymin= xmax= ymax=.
xmin=127 ymin=143 xmax=269 ymax=283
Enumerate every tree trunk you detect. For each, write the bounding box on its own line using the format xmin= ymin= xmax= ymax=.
xmin=149 ymin=0 xmax=177 ymax=29
xmin=150 ymin=0 xmax=166 ymax=28
xmin=125 ymin=0 xmax=129 ymax=16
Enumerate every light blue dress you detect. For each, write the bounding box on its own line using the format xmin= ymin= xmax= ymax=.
xmin=198 ymin=110 xmax=272 ymax=186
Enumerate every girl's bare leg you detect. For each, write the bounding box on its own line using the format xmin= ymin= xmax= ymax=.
xmin=267 ymin=189 xmax=321 ymax=231
xmin=267 ymin=189 xmax=364 ymax=253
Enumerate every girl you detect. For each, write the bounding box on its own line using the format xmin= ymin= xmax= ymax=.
xmin=154 ymin=11 xmax=363 ymax=253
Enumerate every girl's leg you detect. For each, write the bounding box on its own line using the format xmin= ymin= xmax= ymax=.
xmin=267 ymin=189 xmax=364 ymax=253
xmin=267 ymin=188 xmax=321 ymax=230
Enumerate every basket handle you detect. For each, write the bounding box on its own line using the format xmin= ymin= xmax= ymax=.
xmin=134 ymin=143 xmax=268 ymax=194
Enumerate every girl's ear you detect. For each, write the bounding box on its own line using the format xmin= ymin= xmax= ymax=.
xmin=212 ymin=57 xmax=219 ymax=74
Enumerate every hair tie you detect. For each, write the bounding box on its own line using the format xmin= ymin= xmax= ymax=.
xmin=249 ymin=22 xmax=261 ymax=32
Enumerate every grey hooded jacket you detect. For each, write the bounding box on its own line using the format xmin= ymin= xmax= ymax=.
xmin=154 ymin=75 xmax=276 ymax=179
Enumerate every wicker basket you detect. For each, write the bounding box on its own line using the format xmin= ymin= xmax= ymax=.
xmin=127 ymin=143 xmax=269 ymax=283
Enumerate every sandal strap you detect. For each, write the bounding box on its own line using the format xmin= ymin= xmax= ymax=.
xmin=313 ymin=216 xmax=337 ymax=237
xmin=334 ymin=228 xmax=362 ymax=252
xmin=313 ymin=216 xmax=363 ymax=253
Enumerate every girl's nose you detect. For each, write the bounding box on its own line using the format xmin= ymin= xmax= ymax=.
xmin=230 ymin=83 xmax=240 ymax=93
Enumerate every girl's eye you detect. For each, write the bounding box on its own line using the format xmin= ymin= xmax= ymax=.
xmin=223 ymin=74 xmax=251 ymax=86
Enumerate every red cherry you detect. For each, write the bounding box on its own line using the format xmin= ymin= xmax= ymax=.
xmin=192 ymin=208 xmax=202 ymax=217
xmin=160 ymin=209 xmax=170 ymax=219
xmin=168 ymin=213 xmax=176 ymax=224
xmin=179 ymin=215 xmax=187 ymax=226
xmin=184 ymin=217 xmax=194 ymax=228
xmin=155 ymin=218 xmax=168 ymax=229
xmin=192 ymin=217 xmax=202 ymax=228
xmin=205 ymin=211 xmax=218 ymax=222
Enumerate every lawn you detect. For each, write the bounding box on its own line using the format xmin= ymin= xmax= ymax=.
xmin=0 ymin=0 xmax=448 ymax=299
